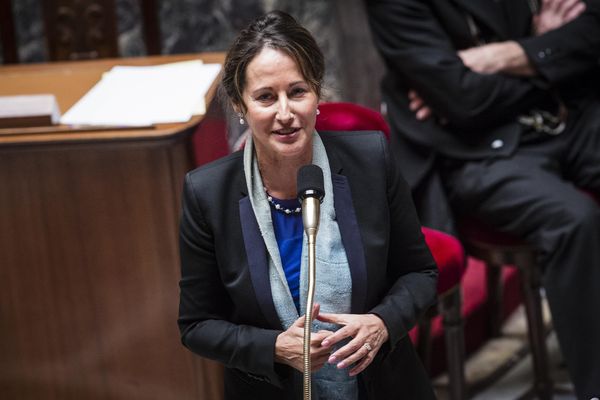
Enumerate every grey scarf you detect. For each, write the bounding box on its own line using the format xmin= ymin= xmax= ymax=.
xmin=243 ymin=132 xmax=358 ymax=399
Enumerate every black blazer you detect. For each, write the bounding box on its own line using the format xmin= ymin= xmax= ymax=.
xmin=366 ymin=0 xmax=600 ymax=188
xmin=178 ymin=131 xmax=438 ymax=399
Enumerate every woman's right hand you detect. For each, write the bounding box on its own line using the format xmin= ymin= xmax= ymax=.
xmin=274 ymin=303 xmax=333 ymax=372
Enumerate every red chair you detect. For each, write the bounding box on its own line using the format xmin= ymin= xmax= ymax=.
xmin=457 ymin=217 xmax=550 ymax=398
xmin=316 ymin=102 xmax=467 ymax=400
xmin=457 ymin=190 xmax=600 ymax=399
xmin=316 ymin=102 xmax=391 ymax=137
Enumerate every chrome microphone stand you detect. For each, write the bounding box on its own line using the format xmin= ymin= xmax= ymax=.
xmin=302 ymin=195 xmax=320 ymax=400
xmin=297 ymin=164 xmax=324 ymax=400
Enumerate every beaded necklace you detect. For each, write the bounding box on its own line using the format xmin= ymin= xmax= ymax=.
xmin=265 ymin=188 xmax=301 ymax=215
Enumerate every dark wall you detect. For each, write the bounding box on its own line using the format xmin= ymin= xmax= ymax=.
xmin=1 ymin=0 xmax=385 ymax=109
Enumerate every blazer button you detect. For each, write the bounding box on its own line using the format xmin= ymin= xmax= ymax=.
xmin=491 ymin=139 xmax=504 ymax=149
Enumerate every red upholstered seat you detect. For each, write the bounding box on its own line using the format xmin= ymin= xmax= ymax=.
xmin=422 ymin=227 xmax=466 ymax=295
xmin=409 ymin=258 xmax=521 ymax=373
xmin=316 ymin=102 xmax=467 ymax=398
xmin=192 ymin=110 xmax=229 ymax=167
xmin=316 ymin=102 xmax=467 ymax=295
xmin=317 ymin=102 xmax=391 ymax=138
xmin=457 ymin=191 xmax=599 ymax=397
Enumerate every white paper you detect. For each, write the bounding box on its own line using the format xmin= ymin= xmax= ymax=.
xmin=0 ymin=94 xmax=61 ymax=123
xmin=60 ymin=60 xmax=222 ymax=127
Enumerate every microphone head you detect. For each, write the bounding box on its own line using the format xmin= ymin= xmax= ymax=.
xmin=297 ymin=165 xmax=325 ymax=202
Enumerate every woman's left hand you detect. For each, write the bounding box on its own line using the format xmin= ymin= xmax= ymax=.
xmin=317 ymin=313 xmax=389 ymax=376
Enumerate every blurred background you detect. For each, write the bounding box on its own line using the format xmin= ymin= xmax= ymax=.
xmin=0 ymin=0 xmax=385 ymax=110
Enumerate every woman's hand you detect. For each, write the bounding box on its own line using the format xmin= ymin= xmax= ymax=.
xmin=274 ymin=304 xmax=333 ymax=372
xmin=317 ymin=313 xmax=389 ymax=377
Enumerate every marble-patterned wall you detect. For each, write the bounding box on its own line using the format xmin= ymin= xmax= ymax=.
xmin=3 ymin=0 xmax=385 ymax=110
xmin=10 ymin=0 xmax=46 ymax=62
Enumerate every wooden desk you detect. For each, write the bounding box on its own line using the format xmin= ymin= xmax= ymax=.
xmin=0 ymin=54 xmax=225 ymax=399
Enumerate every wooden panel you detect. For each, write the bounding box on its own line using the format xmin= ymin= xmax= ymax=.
xmin=0 ymin=54 xmax=227 ymax=399
xmin=0 ymin=136 xmax=223 ymax=399
xmin=0 ymin=0 xmax=19 ymax=63
xmin=42 ymin=0 xmax=119 ymax=61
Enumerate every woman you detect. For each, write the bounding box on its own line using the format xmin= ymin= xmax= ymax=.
xmin=178 ymin=10 xmax=438 ymax=399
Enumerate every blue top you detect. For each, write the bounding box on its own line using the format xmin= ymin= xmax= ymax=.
xmin=269 ymin=197 xmax=303 ymax=312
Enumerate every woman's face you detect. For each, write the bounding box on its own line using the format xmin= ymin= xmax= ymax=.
xmin=240 ymin=47 xmax=319 ymax=163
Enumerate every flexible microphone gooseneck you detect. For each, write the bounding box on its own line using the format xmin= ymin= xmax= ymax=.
xmin=297 ymin=165 xmax=325 ymax=400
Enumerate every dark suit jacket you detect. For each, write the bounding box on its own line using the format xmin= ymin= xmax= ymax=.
xmin=366 ymin=0 xmax=600 ymax=189
xmin=178 ymin=131 xmax=438 ymax=399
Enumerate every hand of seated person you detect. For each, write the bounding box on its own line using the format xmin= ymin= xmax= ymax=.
xmin=458 ymin=41 xmax=536 ymax=76
xmin=533 ymin=0 xmax=586 ymax=35
xmin=408 ymin=89 xmax=434 ymax=121
xmin=408 ymin=89 xmax=449 ymax=125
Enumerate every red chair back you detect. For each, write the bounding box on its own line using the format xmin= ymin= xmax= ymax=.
xmin=316 ymin=102 xmax=390 ymax=139
xmin=316 ymin=102 xmax=468 ymax=383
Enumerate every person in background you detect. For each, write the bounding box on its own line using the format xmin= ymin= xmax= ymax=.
xmin=177 ymin=10 xmax=438 ymax=400
xmin=366 ymin=0 xmax=600 ymax=397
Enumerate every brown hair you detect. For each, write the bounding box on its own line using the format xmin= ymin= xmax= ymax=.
xmin=221 ymin=10 xmax=325 ymax=113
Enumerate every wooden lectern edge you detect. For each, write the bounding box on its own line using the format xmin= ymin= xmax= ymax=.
xmin=0 ymin=108 xmax=220 ymax=147
xmin=0 ymin=124 xmax=157 ymax=136
xmin=0 ymin=52 xmax=225 ymax=146
xmin=0 ymin=116 xmax=204 ymax=146
xmin=0 ymin=52 xmax=227 ymax=74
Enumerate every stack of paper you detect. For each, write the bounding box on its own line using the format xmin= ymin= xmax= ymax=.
xmin=0 ymin=94 xmax=61 ymax=128
xmin=61 ymin=60 xmax=222 ymax=127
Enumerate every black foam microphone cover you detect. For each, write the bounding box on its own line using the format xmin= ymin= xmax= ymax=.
xmin=297 ymin=165 xmax=325 ymax=202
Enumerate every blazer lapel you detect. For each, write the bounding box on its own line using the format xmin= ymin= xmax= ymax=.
xmin=238 ymin=142 xmax=369 ymax=323
xmin=331 ymin=172 xmax=368 ymax=314
xmin=239 ymin=196 xmax=282 ymax=329
xmin=324 ymin=138 xmax=368 ymax=314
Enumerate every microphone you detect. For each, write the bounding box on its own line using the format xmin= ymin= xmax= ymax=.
xmin=297 ymin=165 xmax=325 ymax=237
xmin=296 ymin=164 xmax=324 ymax=400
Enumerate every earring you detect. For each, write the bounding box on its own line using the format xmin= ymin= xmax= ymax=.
xmin=238 ymin=112 xmax=245 ymax=125
xmin=316 ymin=108 xmax=320 ymax=116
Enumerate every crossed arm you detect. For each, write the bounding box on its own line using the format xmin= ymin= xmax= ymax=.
xmin=409 ymin=0 xmax=589 ymax=121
